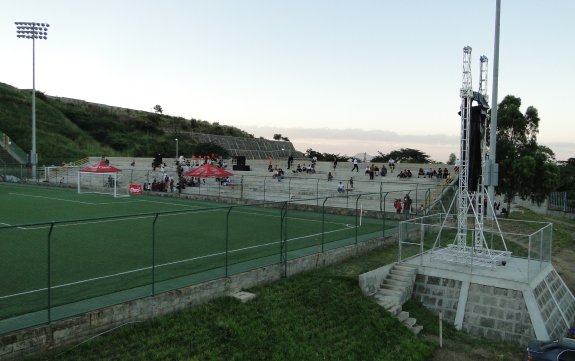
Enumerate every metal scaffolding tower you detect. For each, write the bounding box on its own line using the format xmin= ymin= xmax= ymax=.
xmin=430 ymin=46 xmax=510 ymax=269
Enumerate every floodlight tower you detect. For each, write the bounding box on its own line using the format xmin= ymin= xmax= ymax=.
xmin=15 ymin=21 xmax=50 ymax=180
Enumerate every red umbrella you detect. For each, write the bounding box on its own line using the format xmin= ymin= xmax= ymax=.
xmin=183 ymin=163 xmax=233 ymax=178
xmin=80 ymin=161 xmax=122 ymax=173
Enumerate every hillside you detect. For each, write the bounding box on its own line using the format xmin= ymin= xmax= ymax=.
xmin=0 ymin=82 xmax=254 ymax=165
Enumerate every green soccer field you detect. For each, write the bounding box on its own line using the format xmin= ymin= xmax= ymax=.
xmin=0 ymin=182 xmax=395 ymax=331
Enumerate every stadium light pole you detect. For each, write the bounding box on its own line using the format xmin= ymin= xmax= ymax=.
xmin=175 ymin=138 xmax=179 ymax=160
xmin=15 ymin=21 xmax=50 ymax=181
xmin=487 ymin=0 xmax=501 ymax=217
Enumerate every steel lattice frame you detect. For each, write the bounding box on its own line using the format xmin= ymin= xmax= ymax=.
xmin=430 ymin=46 xmax=510 ymax=269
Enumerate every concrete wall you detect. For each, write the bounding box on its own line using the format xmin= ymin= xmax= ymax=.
xmin=461 ymin=284 xmax=535 ymax=344
xmin=412 ymin=274 xmax=462 ymax=324
xmin=358 ymin=263 xmax=394 ymax=296
xmin=412 ymin=274 xmax=537 ymax=344
xmin=0 ymin=236 xmax=391 ymax=361
xmin=534 ymin=269 xmax=575 ymax=340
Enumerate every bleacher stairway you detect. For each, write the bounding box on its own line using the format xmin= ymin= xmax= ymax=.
xmin=372 ymin=263 xmax=423 ymax=335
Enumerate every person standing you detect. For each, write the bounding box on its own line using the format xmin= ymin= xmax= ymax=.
xmin=287 ymin=154 xmax=294 ymax=169
xmin=352 ymin=158 xmax=359 ymax=172
xmin=333 ymin=157 xmax=338 ymax=172
xmin=388 ymin=158 xmax=395 ymax=173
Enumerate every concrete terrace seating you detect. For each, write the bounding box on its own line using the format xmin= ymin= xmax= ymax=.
xmin=52 ymin=157 xmax=456 ymax=214
xmin=186 ymin=133 xmax=306 ymax=159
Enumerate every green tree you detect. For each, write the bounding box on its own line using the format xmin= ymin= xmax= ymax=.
xmin=557 ymin=159 xmax=575 ymax=191
xmin=447 ymin=153 xmax=457 ymax=165
xmin=376 ymin=148 xmax=431 ymax=163
xmin=305 ymin=148 xmax=323 ymax=160
xmin=273 ymin=133 xmax=282 ymax=140
xmin=495 ymin=95 xmax=560 ymax=214
xmin=153 ymin=105 xmax=163 ymax=114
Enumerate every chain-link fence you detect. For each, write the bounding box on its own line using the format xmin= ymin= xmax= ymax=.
xmin=398 ymin=213 xmax=553 ymax=283
xmin=0 ymin=193 xmax=409 ymax=335
xmin=548 ymin=191 xmax=575 ymax=214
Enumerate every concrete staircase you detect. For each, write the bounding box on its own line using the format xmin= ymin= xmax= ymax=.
xmin=372 ymin=263 xmax=423 ymax=335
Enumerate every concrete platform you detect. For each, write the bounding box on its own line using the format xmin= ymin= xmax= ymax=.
xmin=403 ymin=251 xmax=575 ymax=344
xmin=231 ymin=291 xmax=257 ymax=303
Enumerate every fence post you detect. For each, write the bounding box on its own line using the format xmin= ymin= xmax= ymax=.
xmin=263 ymin=177 xmax=267 ymax=202
xmin=527 ymin=233 xmax=532 ymax=282
xmin=379 ymin=183 xmax=383 ymax=211
xmin=240 ymin=176 xmax=244 ymax=200
xmin=226 ymin=207 xmax=232 ymax=277
xmin=322 ymin=198 xmax=329 ymax=252
xmin=47 ymin=223 xmax=55 ymax=325
xmin=355 ymin=194 xmax=363 ymax=245
xmin=383 ymin=191 xmax=389 ymax=238
xmin=316 ymin=180 xmax=319 ymax=207
xmin=152 ymin=213 xmax=159 ymax=296
xmin=398 ymin=221 xmax=403 ymax=262
xmin=415 ymin=184 xmax=419 ymax=213
xmin=280 ymin=202 xmax=288 ymax=277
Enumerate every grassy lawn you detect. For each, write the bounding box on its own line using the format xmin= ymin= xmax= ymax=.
xmin=31 ymin=245 xmax=437 ymax=361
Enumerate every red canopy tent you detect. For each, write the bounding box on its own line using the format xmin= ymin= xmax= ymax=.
xmin=183 ymin=163 xmax=233 ymax=178
xmin=79 ymin=161 xmax=122 ymax=173
xmin=78 ymin=161 xmax=126 ymax=197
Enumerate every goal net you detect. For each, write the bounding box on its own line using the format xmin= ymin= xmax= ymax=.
xmin=77 ymin=171 xmax=129 ymax=198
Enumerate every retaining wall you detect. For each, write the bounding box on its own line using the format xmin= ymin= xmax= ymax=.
xmin=412 ymin=274 xmax=462 ymax=324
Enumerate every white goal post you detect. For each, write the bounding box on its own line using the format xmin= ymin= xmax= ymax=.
xmin=77 ymin=171 xmax=129 ymax=198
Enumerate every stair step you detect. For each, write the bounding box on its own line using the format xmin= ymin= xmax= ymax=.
xmin=374 ymin=292 xmax=401 ymax=304
xmin=410 ymin=325 xmax=424 ymax=335
xmin=397 ymin=311 xmax=409 ymax=322
xmin=388 ymin=304 xmax=402 ymax=316
xmin=378 ymin=288 xmax=402 ymax=296
xmin=380 ymin=283 xmax=405 ymax=292
xmin=388 ymin=273 xmax=412 ymax=282
xmin=384 ymin=278 xmax=409 ymax=287
xmin=394 ymin=263 xmax=418 ymax=272
xmin=403 ymin=317 xmax=417 ymax=328
xmin=390 ymin=269 xmax=414 ymax=278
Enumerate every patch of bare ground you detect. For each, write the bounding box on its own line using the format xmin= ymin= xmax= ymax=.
xmin=540 ymin=214 xmax=575 ymax=292
xmin=553 ymin=248 xmax=575 ymax=291
xmin=424 ymin=335 xmax=519 ymax=361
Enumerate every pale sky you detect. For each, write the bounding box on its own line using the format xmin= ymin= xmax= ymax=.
xmin=2 ymin=1 xmax=574 ymax=162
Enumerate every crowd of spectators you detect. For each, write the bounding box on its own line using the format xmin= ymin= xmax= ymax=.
xmin=292 ymin=163 xmax=316 ymax=174
xmin=144 ymin=154 xmax=230 ymax=193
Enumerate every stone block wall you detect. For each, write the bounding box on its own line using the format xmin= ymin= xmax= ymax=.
xmin=412 ymin=274 xmax=461 ymax=323
xmin=534 ymin=269 xmax=575 ymax=340
xmin=462 ymin=284 xmax=534 ymax=344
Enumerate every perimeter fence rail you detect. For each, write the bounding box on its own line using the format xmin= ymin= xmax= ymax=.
xmin=398 ymin=213 xmax=553 ymax=283
xmin=0 ymin=192 xmax=428 ymax=335
xmin=0 ymin=163 xmax=28 ymax=181
xmin=548 ymin=191 xmax=575 ymax=214
xmin=37 ymin=166 xmax=453 ymax=213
